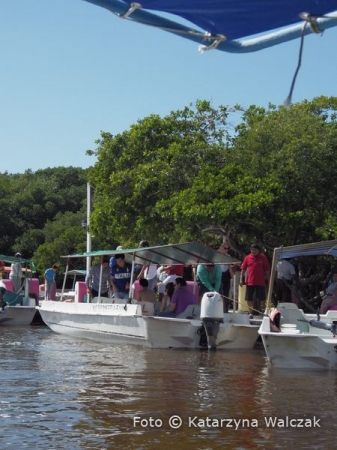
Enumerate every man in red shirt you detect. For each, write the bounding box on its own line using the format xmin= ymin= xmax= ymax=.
xmin=240 ymin=244 xmax=270 ymax=316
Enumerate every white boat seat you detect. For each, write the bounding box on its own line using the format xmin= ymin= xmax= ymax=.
xmin=278 ymin=303 xmax=309 ymax=332
xmin=92 ymin=296 xmax=112 ymax=304
xmin=22 ymin=297 xmax=36 ymax=307
xmin=176 ymin=304 xmax=201 ymax=319
xmin=140 ymin=301 xmax=155 ymax=316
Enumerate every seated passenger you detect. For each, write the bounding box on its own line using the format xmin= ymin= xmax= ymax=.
xmin=320 ymin=271 xmax=337 ymax=314
xmin=157 ymin=277 xmax=197 ymax=317
xmin=137 ymin=278 xmax=157 ymax=303
xmin=325 ymin=271 xmax=337 ymax=296
xmin=160 ymin=282 xmax=175 ymax=312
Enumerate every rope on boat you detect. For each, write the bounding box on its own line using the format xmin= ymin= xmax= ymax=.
xmin=284 ymin=13 xmax=326 ymax=107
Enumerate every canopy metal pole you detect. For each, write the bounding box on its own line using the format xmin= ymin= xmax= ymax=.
xmin=86 ymin=183 xmax=92 ymax=274
xmin=60 ymin=259 xmax=70 ymax=302
xmin=233 ymin=272 xmax=237 ymax=313
xmin=266 ymin=248 xmax=280 ymax=312
xmin=83 ymin=1 xmax=337 ymax=53
xmin=129 ymin=254 xmax=136 ymax=301
xmin=98 ymin=257 xmax=103 ymax=300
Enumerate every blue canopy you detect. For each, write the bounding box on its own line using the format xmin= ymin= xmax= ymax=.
xmin=84 ymin=0 xmax=337 ymax=52
xmin=276 ymin=240 xmax=337 ymax=260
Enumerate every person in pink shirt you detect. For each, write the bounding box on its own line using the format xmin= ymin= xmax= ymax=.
xmin=240 ymin=244 xmax=270 ymax=316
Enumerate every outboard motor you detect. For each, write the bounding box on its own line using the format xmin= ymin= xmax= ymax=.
xmin=200 ymin=292 xmax=224 ymax=350
xmin=299 ymin=312 xmax=337 ymax=336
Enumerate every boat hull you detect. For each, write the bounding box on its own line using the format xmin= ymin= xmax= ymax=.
xmin=0 ymin=306 xmax=37 ymax=326
xmin=259 ymin=304 xmax=337 ymax=370
xmin=260 ymin=331 xmax=337 ymax=370
xmin=38 ymin=301 xmax=259 ymax=349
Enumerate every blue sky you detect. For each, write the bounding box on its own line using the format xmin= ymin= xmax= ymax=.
xmin=1 ymin=0 xmax=337 ymax=174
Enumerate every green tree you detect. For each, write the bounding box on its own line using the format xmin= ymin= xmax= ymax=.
xmin=165 ymin=96 xmax=337 ymax=255
xmin=87 ymin=100 xmax=234 ymax=246
xmin=33 ymin=211 xmax=88 ymax=280
xmin=87 ymin=96 xmax=337 ymax=258
xmin=0 ymin=167 xmax=88 ymax=257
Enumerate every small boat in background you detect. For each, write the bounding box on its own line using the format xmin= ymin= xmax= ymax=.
xmin=0 ymin=254 xmax=39 ymax=326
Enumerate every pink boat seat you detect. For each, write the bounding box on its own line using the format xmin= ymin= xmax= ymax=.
xmin=1 ymin=279 xmax=14 ymax=291
xmin=328 ymin=304 xmax=337 ymax=311
xmin=186 ymin=281 xmax=199 ymax=302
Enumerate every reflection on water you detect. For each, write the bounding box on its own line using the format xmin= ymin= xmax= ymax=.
xmin=0 ymin=327 xmax=335 ymax=449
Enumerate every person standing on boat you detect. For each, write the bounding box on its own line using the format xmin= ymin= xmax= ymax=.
xmin=275 ymin=258 xmax=296 ymax=302
xmin=218 ymin=242 xmax=234 ymax=312
xmin=9 ymin=252 xmax=23 ymax=293
xmin=196 ymin=263 xmax=222 ymax=302
xmin=136 ymin=240 xmax=157 ymax=290
xmin=86 ymin=257 xmax=110 ymax=300
xmin=110 ymin=253 xmax=132 ymax=300
xmin=109 ymin=245 xmax=123 ymax=270
xmin=44 ymin=264 xmax=58 ymax=300
xmin=240 ymin=244 xmax=270 ymax=316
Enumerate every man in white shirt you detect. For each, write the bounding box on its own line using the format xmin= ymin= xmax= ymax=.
xmin=275 ymin=258 xmax=296 ymax=302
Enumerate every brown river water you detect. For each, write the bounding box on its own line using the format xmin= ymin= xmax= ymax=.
xmin=0 ymin=326 xmax=335 ymax=449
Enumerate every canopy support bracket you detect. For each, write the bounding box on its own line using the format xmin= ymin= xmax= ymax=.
xmin=119 ymin=2 xmax=142 ymax=19
xmin=199 ymin=34 xmax=227 ymax=53
xmin=299 ymin=12 xmax=324 ymax=34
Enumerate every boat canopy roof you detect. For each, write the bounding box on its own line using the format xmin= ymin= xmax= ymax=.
xmin=84 ymin=0 xmax=337 ymax=52
xmin=0 ymin=254 xmax=37 ymax=273
xmin=276 ymin=239 xmax=337 ymax=260
xmin=65 ymin=269 xmax=87 ymax=276
xmin=0 ymin=254 xmax=35 ymax=265
xmin=62 ymin=242 xmax=240 ymax=265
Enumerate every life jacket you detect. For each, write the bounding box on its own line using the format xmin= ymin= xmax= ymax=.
xmin=269 ymin=309 xmax=281 ymax=332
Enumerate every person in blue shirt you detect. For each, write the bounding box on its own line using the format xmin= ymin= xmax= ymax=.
xmin=110 ymin=254 xmax=132 ymax=300
xmin=44 ymin=264 xmax=58 ymax=300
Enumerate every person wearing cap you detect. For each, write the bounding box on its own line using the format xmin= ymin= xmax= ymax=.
xmin=44 ymin=264 xmax=58 ymax=300
xmin=85 ymin=257 xmax=110 ymax=300
xmin=240 ymin=244 xmax=270 ymax=316
xmin=110 ymin=253 xmax=132 ymax=300
xmin=9 ymin=252 xmax=23 ymax=293
xmin=109 ymin=245 xmax=123 ymax=270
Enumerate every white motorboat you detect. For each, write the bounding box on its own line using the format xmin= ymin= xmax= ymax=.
xmin=259 ymin=240 xmax=337 ymax=369
xmin=0 ymin=254 xmax=38 ymax=326
xmin=38 ymin=242 xmax=259 ymax=349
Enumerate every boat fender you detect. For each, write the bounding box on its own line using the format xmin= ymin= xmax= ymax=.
xmin=269 ymin=309 xmax=281 ymax=332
